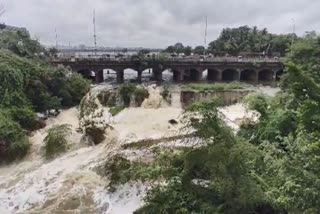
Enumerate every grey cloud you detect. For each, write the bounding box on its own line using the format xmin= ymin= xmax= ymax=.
xmin=1 ymin=0 xmax=319 ymax=48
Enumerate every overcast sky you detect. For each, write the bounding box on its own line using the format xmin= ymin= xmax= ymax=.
xmin=1 ymin=0 xmax=319 ymax=48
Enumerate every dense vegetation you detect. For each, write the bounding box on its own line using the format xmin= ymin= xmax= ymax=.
xmin=0 ymin=30 xmax=90 ymax=162
xmin=165 ymin=26 xmax=295 ymax=57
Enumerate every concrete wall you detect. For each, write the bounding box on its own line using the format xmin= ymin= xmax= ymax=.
xmin=180 ymin=90 xmax=252 ymax=108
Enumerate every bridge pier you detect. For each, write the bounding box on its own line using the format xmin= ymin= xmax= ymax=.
xmin=117 ymin=70 xmax=124 ymax=84
xmin=152 ymin=69 xmax=162 ymax=83
xmin=137 ymin=71 xmax=142 ymax=84
xmin=173 ymin=69 xmax=184 ymax=82
xmin=95 ymin=70 xmax=104 ymax=83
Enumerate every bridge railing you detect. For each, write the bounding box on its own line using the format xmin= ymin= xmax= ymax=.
xmin=50 ymin=55 xmax=282 ymax=64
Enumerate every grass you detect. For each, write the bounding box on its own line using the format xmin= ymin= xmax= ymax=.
xmin=182 ymin=82 xmax=249 ymax=92
xmin=110 ymin=106 xmax=125 ymax=116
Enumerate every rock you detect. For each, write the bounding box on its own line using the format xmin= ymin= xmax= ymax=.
xmin=168 ymin=119 xmax=178 ymax=125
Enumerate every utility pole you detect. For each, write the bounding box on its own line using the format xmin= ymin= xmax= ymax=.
xmin=291 ymin=18 xmax=296 ymax=56
xmin=55 ymin=28 xmax=58 ymax=49
xmin=204 ymin=15 xmax=208 ymax=56
xmin=93 ymin=9 xmax=97 ymax=56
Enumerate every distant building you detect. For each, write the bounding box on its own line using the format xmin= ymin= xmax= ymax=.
xmin=0 ymin=23 xmax=27 ymax=33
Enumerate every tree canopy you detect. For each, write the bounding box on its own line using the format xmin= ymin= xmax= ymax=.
xmin=164 ymin=26 xmax=296 ymax=57
xmin=0 ymin=29 xmax=90 ymax=162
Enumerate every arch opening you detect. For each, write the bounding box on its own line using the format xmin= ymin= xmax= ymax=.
xmin=259 ymin=69 xmax=274 ymax=82
xmin=162 ymin=69 xmax=173 ymax=82
xmin=103 ymin=69 xmax=117 ymax=82
xmin=207 ymin=69 xmax=220 ymax=82
xmin=123 ymin=68 xmax=139 ymax=83
xmin=240 ymin=69 xmax=256 ymax=82
xmin=222 ymin=69 xmax=239 ymax=81
xmin=78 ymin=69 xmax=95 ymax=81
xmin=183 ymin=69 xmax=201 ymax=82
xmin=190 ymin=69 xmax=201 ymax=81
xmin=173 ymin=69 xmax=182 ymax=82
xmin=141 ymin=68 xmax=153 ymax=82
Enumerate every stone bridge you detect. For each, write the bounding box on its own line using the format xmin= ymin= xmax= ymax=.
xmin=50 ymin=56 xmax=284 ymax=84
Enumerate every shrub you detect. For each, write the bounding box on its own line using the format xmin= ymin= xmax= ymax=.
xmin=0 ymin=112 xmax=30 ymax=162
xmin=161 ymin=86 xmax=170 ymax=99
xmin=134 ymin=87 xmax=149 ymax=106
xmin=119 ymin=83 xmax=136 ymax=106
xmin=8 ymin=106 xmax=38 ymax=130
xmin=43 ymin=124 xmax=72 ymax=159
xmin=109 ymin=106 xmax=125 ymax=116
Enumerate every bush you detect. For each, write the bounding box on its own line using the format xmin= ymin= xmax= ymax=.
xmin=134 ymin=87 xmax=149 ymax=106
xmin=109 ymin=106 xmax=125 ymax=116
xmin=0 ymin=112 xmax=30 ymax=162
xmin=43 ymin=124 xmax=72 ymax=159
xmin=119 ymin=83 xmax=136 ymax=106
xmin=243 ymin=93 xmax=269 ymax=117
xmin=8 ymin=107 xmax=38 ymax=130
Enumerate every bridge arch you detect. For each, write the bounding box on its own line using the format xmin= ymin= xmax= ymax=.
xmin=259 ymin=69 xmax=274 ymax=82
xmin=276 ymin=69 xmax=284 ymax=81
xmin=207 ymin=69 xmax=221 ymax=82
xmin=190 ymin=68 xmax=202 ymax=81
xmin=102 ymin=69 xmax=118 ymax=82
xmin=173 ymin=69 xmax=183 ymax=82
xmin=77 ymin=69 xmax=95 ymax=81
xmin=222 ymin=69 xmax=239 ymax=81
xmin=182 ymin=68 xmax=202 ymax=82
xmin=240 ymin=69 xmax=257 ymax=82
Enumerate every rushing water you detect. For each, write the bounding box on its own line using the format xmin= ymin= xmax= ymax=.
xmin=0 ymin=84 xmax=278 ymax=214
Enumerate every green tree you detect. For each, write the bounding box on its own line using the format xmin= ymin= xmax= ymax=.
xmin=208 ymin=26 xmax=293 ymax=56
xmin=193 ymin=46 xmax=205 ymax=55
xmin=183 ymin=46 xmax=192 ymax=56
